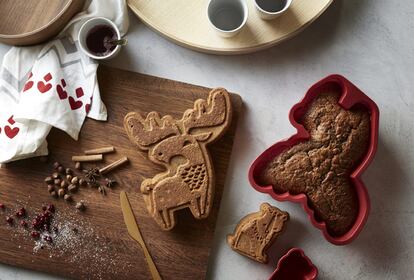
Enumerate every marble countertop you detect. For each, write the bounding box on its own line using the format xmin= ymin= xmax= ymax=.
xmin=1 ymin=0 xmax=413 ymax=279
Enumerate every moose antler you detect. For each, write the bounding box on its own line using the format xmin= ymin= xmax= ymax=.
xmin=124 ymin=111 xmax=179 ymax=148
xmin=182 ymin=88 xmax=229 ymax=133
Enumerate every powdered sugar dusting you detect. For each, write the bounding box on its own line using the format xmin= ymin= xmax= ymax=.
xmin=7 ymin=204 xmax=134 ymax=280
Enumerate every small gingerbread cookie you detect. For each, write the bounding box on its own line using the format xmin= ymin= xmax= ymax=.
xmin=227 ymin=203 xmax=289 ymax=263
xmin=124 ymin=88 xmax=232 ymax=230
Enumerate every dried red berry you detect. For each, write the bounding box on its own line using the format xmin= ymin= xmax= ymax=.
xmin=6 ymin=216 xmax=13 ymax=225
xmin=43 ymin=235 xmax=53 ymax=243
xmin=32 ymin=219 xmax=39 ymax=229
xmin=15 ymin=207 xmax=26 ymax=218
xmin=31 ymin=231 xmax=40 ymax=239
xmin=0 ymin=203 xmax=5 ymax=209
xmin=20 ymin=220 xmax=27 ymax=227
xmin=43 ymin=224 xmax=50 ymax=232
xmin=43 ymin=210 xmax=51 ymax=218
xmin=47 ymin=204 xmax=55 ymax=213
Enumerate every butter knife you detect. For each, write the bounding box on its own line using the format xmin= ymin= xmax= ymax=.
xmin=120 ymin=191 xmax=162 ymax=280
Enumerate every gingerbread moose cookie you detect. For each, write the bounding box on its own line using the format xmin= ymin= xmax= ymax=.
xmin=259 ymin=93 xmax=370 ymax=236
xmin=124 ymin=88 xmax=232 ymax=230
xmin=227 ymin=203 xmax=289 ymax=263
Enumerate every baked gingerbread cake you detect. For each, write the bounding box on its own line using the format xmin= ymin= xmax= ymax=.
xmin=259 ymin=92 xmax=370 ymax=236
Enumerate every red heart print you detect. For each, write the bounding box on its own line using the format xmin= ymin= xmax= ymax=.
xmin=85 ymin=97 xmax=93 ymax=114
xmin=4 ymin=126 xmax=19 ymax=139
xmin=56 ymin=85 xmax=68 ymax=99
xmin=69 ymin=96 xmax=83 ymax=110
xmin=37 ymin=81 xmax=52 ymax=93
xmin=23 ymin=81 xmax=34 ymax=92
xmin=37 ymin=73 xmax=53 ymax=93
xmin=76 ymin=87 xmax=84 ymax=98
xmin=44 ymin=73 xmax=52 ymax=82
xmin=8 ymin=116 xmax=15 ymax=125
xmin=56 ymin=79 xmax=68 ymax=100
xmin=23 ymin=72 xmax=34 ymax=92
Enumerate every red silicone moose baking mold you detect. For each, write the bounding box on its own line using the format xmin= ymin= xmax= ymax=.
xmin=269 ymin=248 xmax=318 ymax=280
xmin=249 ymin=75 xmax=379 ymax=245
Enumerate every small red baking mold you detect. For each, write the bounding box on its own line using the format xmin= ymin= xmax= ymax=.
xmin=269 ymin=248 xmax=318 ymax=280
xmin=249 ymin=75 xmax=379 ymax=245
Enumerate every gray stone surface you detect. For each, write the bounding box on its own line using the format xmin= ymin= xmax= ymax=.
xmin=1 ymin=0 xmax=413 ymax=279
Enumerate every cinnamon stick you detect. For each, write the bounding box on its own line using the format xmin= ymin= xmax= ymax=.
xmin=84 ymin=146 xmax=115 ymax=155
xmin=99 ymin=157 xmax=129 ymax=175
xmin=71 ymin=154 xmax=103 ymax=162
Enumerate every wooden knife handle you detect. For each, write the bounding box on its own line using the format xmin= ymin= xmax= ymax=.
xmin=142 ymin=242 xmax=162 ymax=280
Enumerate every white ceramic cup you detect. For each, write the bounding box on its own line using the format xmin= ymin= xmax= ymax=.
xmin=78 ymin=17 xmax=121 ymax=60
xmin=254 ymin=0 xmax=292 ymax=20
xmin=207 ymin=0 xmax=248 ymax=38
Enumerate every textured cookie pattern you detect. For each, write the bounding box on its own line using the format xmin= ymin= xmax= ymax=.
xmin=259 ymin=93 xmax=370 ymax=236
xmin=180 ymin=164 xmax=207 ymax=191
xmin=227 ymin=203 xmax=289 ymax=263
xmin=124 ymin=88 xmax=232 ymax=230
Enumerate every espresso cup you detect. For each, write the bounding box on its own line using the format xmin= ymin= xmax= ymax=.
xmin=207 ymin=0 xmax=248 ymax=38
xmin=254 ymin=0 xmax=292 ymax=20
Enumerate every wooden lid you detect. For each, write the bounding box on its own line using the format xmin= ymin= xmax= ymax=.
xmin=0 ymin=0 xmax=85 ymax=46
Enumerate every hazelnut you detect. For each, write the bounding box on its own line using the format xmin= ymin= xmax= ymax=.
xmin=68 ymin=184 xmax=78 ymax=193
xmin=60 ymin=180 xmax=68 ymax=189
xmin=58 ymin=188 xmax=66 ymax=198
xmin=79 ymin=178 xmax=86 ymax=186
xmin=66 ymin=168 xmax=73 ymax=175
xmin=50 ymin=191 xmax=58 ymax=198
xmin=75 ymin=162 xmax=82 ymax=170
xmin=57 ymin=166 xmax=65 ymax=174
xmin=76 ymin=201 xmax=86 ymax=211
xmin=44 ymin=177 xmax=53 ymax=184
xmin=64 ymin=194 xmax=72 ymax=201
xmin=52 ymin=172 xmax=60 ymax=179
xmin=47 ymin=185 xmax=55 ymax=193
xmin=66 ymin=174 xmax=73 ymax=182
xmin=54 ymin=178 xmax=61 ymax=186
xmin=71 ymin=177 xmax=79 ymax=185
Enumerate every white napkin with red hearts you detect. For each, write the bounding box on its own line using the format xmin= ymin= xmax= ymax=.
xmin=0 ymin=0 xmax=129 ymax=163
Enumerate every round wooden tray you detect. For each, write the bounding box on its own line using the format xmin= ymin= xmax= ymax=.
xmin=0 ymin=0 xmax=85 ymax=46
xmin=127 ymin=0 xmax=333 ymax=55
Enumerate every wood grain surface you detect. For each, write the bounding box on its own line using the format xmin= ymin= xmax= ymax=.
xmin=127 ymin=0 xmax=333 ymax=54
xmin=0 ymin=66 xmax=242 ymax=280
xmin=0 ymin=0 xmax=84 ymax=45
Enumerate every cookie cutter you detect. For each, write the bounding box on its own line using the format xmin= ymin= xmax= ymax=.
xmin=249 ymin=75 xmax=379 ymax=245
xmin=269 ymin=248 xmax=317 ymax=280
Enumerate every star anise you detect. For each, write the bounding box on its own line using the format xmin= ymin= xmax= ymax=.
xmin=105 ymin=178 xmax=117 ymax=188
xmin=98 ymin=185 xmax=107 ymax=195
xmin=83 ymin=167 xmax=100 ymax=182
xmin=88 ymin=180 xmax=100 ymax=188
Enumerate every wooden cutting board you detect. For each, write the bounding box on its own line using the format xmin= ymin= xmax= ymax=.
xmin=0 ymin=66 xmax=242 ymax=279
